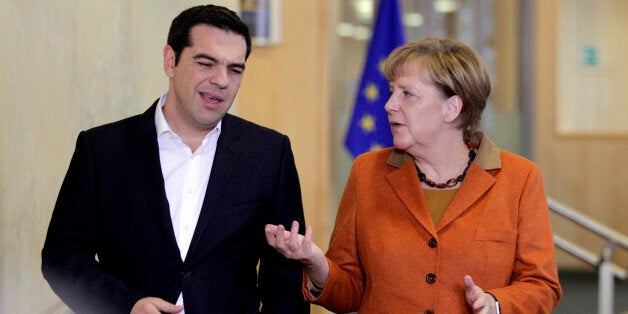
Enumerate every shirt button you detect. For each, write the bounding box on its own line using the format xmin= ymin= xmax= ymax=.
xmin=428 ymin=237 xmax=438 ymax=248
xmin=426 ymin=273 xmax=436 ymax=284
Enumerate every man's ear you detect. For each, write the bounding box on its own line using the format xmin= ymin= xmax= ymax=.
xmin=163 ymin=45 xmax=176 ymax=78
xmin=443 ymin=95 xmax=463 ymax=124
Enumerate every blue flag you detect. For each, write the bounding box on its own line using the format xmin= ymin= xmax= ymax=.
xmin=344 ymin=0 xmax=406 ymax=158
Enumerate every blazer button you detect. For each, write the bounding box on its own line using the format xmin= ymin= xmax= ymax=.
xmin=181 ymin=271 xmax=192 ymax=278
xmin=426 ymin=273 xmax=436 ymax=284
xmin=424 ymin=310 xmax=434 ymax=314
xmin=428 ymin=237 xmax=438 ymax=248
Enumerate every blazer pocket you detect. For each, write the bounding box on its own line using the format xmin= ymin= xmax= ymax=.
xmin=474 ymin=228 xmax=517 ymax=243
xmin=473 ymin=227 xmax=518 ymax=285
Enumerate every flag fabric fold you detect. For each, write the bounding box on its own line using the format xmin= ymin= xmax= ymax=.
xmin=344 ymin=0 xmax=406 ymax=158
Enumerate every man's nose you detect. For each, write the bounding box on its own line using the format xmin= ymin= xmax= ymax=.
xmin=210 ymin=67 xmax=229 ymax=88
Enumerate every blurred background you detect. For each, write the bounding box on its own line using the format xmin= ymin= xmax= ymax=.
xmin=1 ymin=0 xmax=626 ymax=313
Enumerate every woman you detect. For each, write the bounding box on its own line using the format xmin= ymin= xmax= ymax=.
xmin=265 ymin=37 xmax=562 ymax=313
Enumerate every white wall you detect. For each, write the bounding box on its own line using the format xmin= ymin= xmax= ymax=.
xmin=0 ymin=1 xmax=236 ymax=312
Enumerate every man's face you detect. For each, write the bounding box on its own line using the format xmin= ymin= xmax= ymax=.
xmin=163 ymin=24 xmax=247 ymax=133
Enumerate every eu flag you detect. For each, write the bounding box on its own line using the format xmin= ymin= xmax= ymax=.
xmin=344 ymin=0 xmax=406 ymax=158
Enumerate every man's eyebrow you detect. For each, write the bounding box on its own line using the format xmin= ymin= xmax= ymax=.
xmin=193 ymin=53 xmax=245 ymax=70
xmin=193 ymin=53 xmax=217 ymax=63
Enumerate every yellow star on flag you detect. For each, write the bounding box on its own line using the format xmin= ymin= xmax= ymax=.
xmin=363 ymin=83 xmax=379 ymax=102
xmin=360 ymin=114 xmax=376 ymax=133
xmin=369 ymin=143 xmax=384 ymax=151
xmin=378 ymin=58 xmax=386 ymax=76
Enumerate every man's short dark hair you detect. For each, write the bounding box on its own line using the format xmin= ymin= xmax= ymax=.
xmin=167 ymin=5 xmax=252 ymax=64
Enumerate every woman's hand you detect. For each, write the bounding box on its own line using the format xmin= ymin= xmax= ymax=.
xmin=464 ymin=275 xmax=500 ymax=314
xmin=265 ymin=221 xmax=329 ymax=285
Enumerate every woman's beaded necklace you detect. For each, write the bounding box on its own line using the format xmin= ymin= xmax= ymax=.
xmin=415 ymin=142 xmax=476 ymax=189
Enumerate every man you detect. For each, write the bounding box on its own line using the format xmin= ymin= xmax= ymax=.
xmin=42 ymin=5 xmax=309 ymax=313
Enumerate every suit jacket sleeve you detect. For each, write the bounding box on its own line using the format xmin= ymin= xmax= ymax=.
xmin=257 ymin=135 xmax=310 ymax=313
xmin=41 ymin=131 xmax=143 ymax=313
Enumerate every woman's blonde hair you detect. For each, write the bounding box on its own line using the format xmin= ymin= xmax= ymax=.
xmin=384 ymin=37 xmax=491 ymax=137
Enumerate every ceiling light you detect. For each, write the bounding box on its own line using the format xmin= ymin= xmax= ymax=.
xmin=404 ymin=12 xmax=424 ymax=28
xmin=434 ymin=0 xmax=460 ymax=13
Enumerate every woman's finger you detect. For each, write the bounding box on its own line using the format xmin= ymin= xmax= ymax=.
xmin=289 ymin=221 xmax=301 ymax=251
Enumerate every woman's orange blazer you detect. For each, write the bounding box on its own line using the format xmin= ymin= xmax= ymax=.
xmin=306 ymin=133 xmax=562 ymax=313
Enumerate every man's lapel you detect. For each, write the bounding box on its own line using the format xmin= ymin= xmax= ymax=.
xmin=128 ymin=102 xmax=181 ymax=257
xmin=186 ymin=114 xmax=242 ymax=260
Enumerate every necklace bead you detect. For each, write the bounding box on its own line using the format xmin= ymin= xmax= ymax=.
xmin=416 ymin=146 xmax=476 ymax=189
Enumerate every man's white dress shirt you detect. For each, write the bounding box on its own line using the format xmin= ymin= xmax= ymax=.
xmin=155 ymin=93 xmax=220 ymax=311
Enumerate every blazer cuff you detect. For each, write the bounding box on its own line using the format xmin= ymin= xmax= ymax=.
xmin=303 ymin=272 xmax=325 ymax=299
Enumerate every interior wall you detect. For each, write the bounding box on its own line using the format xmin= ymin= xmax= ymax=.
xmin=0 ymin=1 xmax=276 ymax=313
xmin=533 ymin=0 xmax=628 ymax=269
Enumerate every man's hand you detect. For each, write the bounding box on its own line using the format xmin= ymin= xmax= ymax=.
xmin=131 ymin=297 xmax=184 ymax=314
xmin=463 ymin=275 xmax=499 ymax=314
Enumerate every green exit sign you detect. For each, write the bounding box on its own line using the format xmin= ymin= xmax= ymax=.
xmin=580 ymin=45 xmax=599 ymax=66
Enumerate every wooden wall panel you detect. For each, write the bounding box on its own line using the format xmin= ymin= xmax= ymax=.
xmin=237 ymin=1 xmax=331 ymax=247
xmin=534 ymin=0 xmax=628 ymax=269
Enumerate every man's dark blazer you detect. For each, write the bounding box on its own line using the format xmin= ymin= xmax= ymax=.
xmin=42 ymin=101 xmax=310 ymax=313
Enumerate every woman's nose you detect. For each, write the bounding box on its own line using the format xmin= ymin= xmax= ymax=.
xmin=384 ymin=96 xmax=397 ymax=112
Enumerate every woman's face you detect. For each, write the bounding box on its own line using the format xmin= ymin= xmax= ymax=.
xmin=384 ymin=60 xmax=451 ymax=152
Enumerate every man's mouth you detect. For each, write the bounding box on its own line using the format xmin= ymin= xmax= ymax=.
xmin=200 ymin=92 xmax=223 ymax=103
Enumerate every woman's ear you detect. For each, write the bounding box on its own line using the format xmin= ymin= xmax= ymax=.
xmin=443 ymin=95 xmax=463 ymax=123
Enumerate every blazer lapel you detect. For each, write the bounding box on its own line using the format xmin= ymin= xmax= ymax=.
xmin=436 ymin=163 xmax=496 ymax=230
xmin=128 ymin=102 xmax=180 ymax=257
xmin=384 ymin=133 xmax=500 ymax=234
xmin=386 ymin=160 xmax=438 ymax=237
xmin=186 ymin=114 xmax=242 ymax=260
xmin=437 ymin=133 xmax=500 ymax=230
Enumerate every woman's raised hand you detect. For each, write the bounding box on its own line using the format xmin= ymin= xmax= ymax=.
xmin=265 ymin=221 xmax=316 ymax=262
xmin=265 ymin=220 xmax=330 ymax=285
